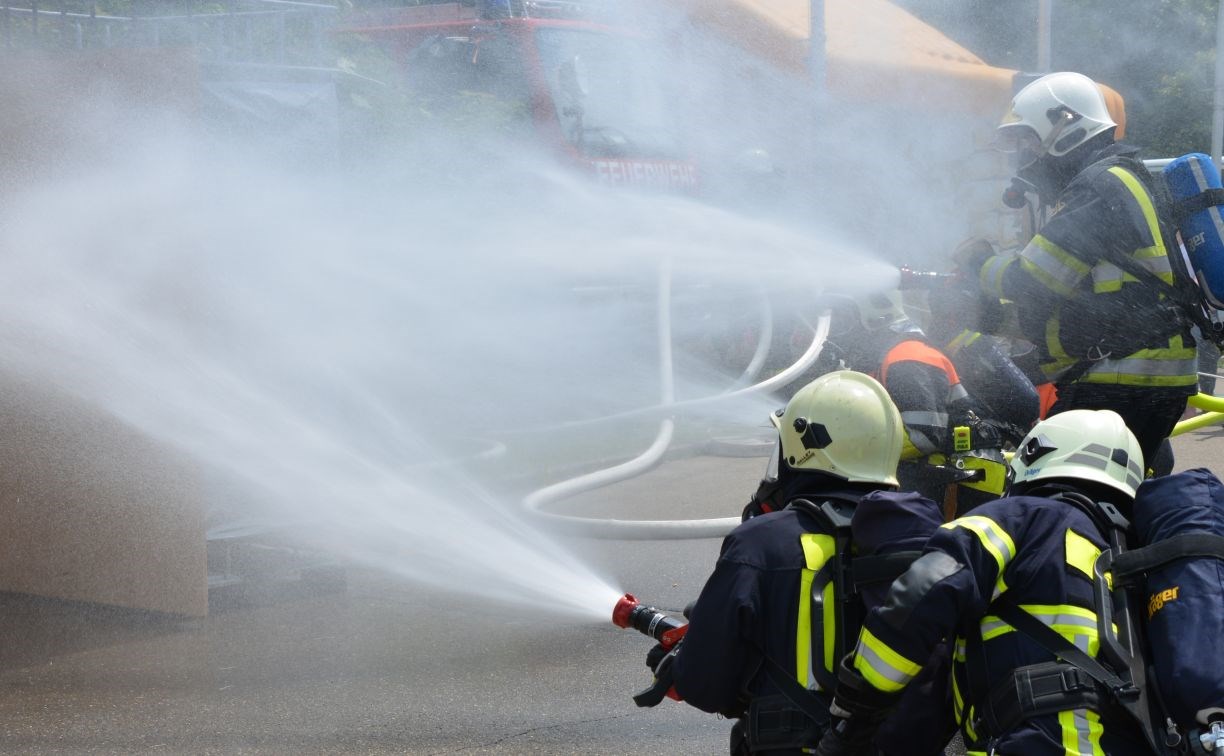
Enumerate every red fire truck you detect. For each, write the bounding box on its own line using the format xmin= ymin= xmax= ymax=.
xmin=335 ymin=0 xmax=700 ymax=193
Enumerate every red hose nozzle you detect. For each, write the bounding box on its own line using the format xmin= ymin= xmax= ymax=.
xmin=612 ymin=593 xmax=639 ymax=629
xmin=612 ymin=593 xmax=688 ymax=648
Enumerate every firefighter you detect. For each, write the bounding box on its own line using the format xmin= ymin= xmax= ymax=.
xmin=814 ymin=408 xmax=1153 ymax=756
xmin=926 ymin=236 xmax=1040 ymax=443
xmin=658 ymin=370 xmax=954 ymax=755
xmin=824 ymin=288 xmax=1010 ymax=515
xmin=974 ymin=71 xmax=1198 ymax=470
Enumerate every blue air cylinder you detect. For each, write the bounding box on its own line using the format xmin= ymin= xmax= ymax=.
xmin=1163 ymin=153 xmax=1224 ymax=309
xmin=1132 ymin=468 xmax=1224 ymax=733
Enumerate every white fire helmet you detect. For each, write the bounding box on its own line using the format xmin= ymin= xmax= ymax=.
xmin=1010 ymin=409 xmax=1144 ymax=499
xmin=769 ymin=370 xmax=903 ymax=486
xmin=995 ymin=72 xmax=1117 ymax=162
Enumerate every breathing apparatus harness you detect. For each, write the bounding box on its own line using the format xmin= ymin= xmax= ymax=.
xmin=967 ymin=490 xmax=1224 ymax=754
xmin=1071 ymin=155 xmax=1223 ymax=369
xmin=741 ymin=495 xmax=923 ymax=752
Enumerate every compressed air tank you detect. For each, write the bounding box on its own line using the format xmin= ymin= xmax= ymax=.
xmin=1132 ymin=468 xmax=1224 ymax=732
xmin=1163 ymin=153 xmax=1224 ymax=309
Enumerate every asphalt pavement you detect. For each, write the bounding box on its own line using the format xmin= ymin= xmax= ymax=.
xmin=0 ymin=426 xmax=1221 ymax=755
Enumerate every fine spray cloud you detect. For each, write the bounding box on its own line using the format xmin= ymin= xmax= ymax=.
xmin=0 ymin=4 xmax=966 ymax=623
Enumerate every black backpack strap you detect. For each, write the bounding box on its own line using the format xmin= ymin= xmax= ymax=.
xmin=1173 ymin=186 xmax=1224 ymax=224
xmin=851 ymin=551 xmax=923 ymax=586
xmin=785 ymin=497 xmax=860 ymax=694
xmin=991 ymin=602 xmax=1129 ymax=692
xmin=1111 ymin=532 xmax=1224 ymax=584
xmin=757 ymin=647 xmax=832 ymax=728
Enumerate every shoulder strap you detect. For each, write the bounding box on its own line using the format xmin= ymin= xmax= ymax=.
xmin=1112 ymin=532 xmax=1224 ymax=584
xmin=757 ymin=647 xmax=831 ymax=728
xmin=785 ymin=496 xmax=860 ymax=694
xmin=1173 ymin=186 xmax=1224 ymax=224
xmin=852 ymin=551 xmax=923 ymax=586
xmin=992 ymin=602 xmax=1129 ymax=692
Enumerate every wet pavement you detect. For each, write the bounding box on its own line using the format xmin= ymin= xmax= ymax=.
xmin=0 ymin=427 xmax=1221 ymax=755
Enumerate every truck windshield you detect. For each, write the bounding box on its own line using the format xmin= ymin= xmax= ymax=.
xmin=535 ymin=28 xmax=681 ymax=159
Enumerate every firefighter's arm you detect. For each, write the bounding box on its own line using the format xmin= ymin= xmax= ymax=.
xmin=834 ymin=510 xmax=1019 ymax=706
xmin=979 ymin=196 xmax=1108 ymax=336
xmin=671 ymin=553 xmax=762 ymax=716
xmin=817 ymin=519 xmax=1009 ymax=755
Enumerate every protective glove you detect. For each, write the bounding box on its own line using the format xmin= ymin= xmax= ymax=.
xmin=634 ymin=643 xmax=682 ymax=707
xmin=815 ymin=654 xmax=900 ymax=756
xmin=646 ymin=642 xmax=670 ymax=673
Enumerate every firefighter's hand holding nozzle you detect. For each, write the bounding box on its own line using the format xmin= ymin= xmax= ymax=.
xmin=612 ymin=594 xmax=689 ymax=707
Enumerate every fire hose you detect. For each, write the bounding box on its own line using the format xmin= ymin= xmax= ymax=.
xmin=521 ymin=257 xmax=832 ymax=540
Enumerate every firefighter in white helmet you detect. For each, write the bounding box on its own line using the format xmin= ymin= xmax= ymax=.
xmin=817 ymin=409 xmax=1153 ymax=755
xmin=644 ymin=371 xmax=955 ymax=755
xmin=969 ymin=71 xmax=1197 ymax=471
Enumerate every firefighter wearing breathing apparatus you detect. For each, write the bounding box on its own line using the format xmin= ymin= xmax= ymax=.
xmin=814 ymin=409 xmax=1155 ymax=756
xmin=975 ymin=71 xmax=1198 ymax=468
xmin=662 ymin=371 xmax=953 ymax=755
xmin=821 ymin=289 xmax=1011 ymax=516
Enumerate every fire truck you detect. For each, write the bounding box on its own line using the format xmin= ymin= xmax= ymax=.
xmin=335 ymin=0 xmax=701 ymax=194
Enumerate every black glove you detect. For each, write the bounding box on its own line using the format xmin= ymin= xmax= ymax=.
xmin=646 ymin=642 xmax=670 ymax=672
xmin=815 ymin=654 xmax=900 ymax=756
xmin=634 ymin=643 xmax=681 ymax=708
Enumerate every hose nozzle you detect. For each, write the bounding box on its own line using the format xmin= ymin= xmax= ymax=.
xmin=611 ymin=593 xmax=687 ymax=647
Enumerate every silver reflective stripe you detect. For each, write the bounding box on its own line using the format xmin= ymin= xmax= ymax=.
xmin=906 ymin=429 xmax=938 ymax=455
xmin=949 ymin=383 xmax=969 ymax=402
xmin=1092 ymin=263 xmax=1125 ymax=288
xmin=1191 ymin=158 xmax=1224 ymax=245
xmin=1022 ymin=239 xmax=1086 ymax=291
xmin=1082 ymin=444 xmax=1111 ymax=457
xmin=901 ymin=411 xmax=949 ymax=427
xmin=855 ymin=640 xmax=917 ymax=688
xmin=980 ymin=616 xmax=1008 ymax=637
xmin=1063 ymin=452 xmax=1110 ymax=472
xmin=1142 ymin=255 xmax=1173 ymax=276
xmin=1086 ymin=355 xmax=1198 ymax=377
xmin=1071 ymin=709 xmax=1095 ymax=755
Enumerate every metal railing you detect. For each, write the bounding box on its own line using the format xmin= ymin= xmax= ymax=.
xmin=1 ymin=0 xmax=339 ymax=65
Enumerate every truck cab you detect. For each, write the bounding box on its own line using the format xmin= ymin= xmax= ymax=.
xmin=336 ymin=0 xmax=698 ymax=193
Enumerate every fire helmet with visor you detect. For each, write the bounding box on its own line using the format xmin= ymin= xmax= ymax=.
xmin=995 ymin=72 xmax=1118 ymax=170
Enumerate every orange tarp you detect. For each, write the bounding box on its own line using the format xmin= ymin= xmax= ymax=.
xmin=678 ymin=0 xmax=1017 ymax=116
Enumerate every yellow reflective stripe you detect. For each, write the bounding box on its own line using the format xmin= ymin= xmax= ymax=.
xmin=1090 ymin=262 xmax=1131 ymax=293
xmin=853 ymin=627 xmax=922 ymax=693
xmin=946 ymin=328 xmax=981 ymax=356
xmin=1059 ymin=707 xmax=1106 ymax=756
xmin=941 ymin=515 xmax=1017 ymax=577
xmin=980 ymin=254 xmax=1015 ymax=298
xmin=1021 ymin=235 xmax=1090 ymax=297
xmin=1107 ymin=166 xmax=1170 ymax=275
xmin=952 ymin=666 xmax=965 ymax=722
xmin=979 ymin=604 xmax=1107 ymax=656
xmin=796 ymin=533 xmax=835 ymax=687
xmin=1065 ymin=529 xmax=1101 ymax=580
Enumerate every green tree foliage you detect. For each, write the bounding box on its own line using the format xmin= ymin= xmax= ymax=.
xmin=895 ymin=0 xmax=1218 ymax=157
